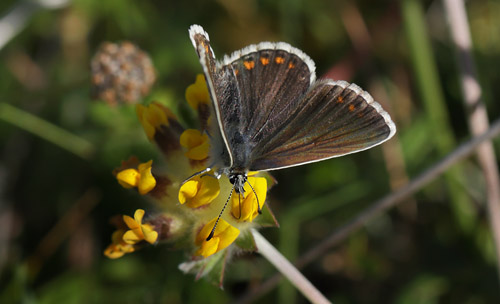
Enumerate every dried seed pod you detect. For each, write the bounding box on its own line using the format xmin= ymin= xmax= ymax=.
xmin=91 ymin=41 xmax=156 ymax=105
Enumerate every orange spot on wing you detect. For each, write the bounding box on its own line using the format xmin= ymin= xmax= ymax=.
xmin=260 ymin=57 xmax=270 ymax=65
xmin=275 ymin=57 xmax=285 ymax=64
xmin=288 ymin=62 xmax=295 ymax=69
xmin=234 ymin=69 xmax=239 ymax=76
xmin=349 ymin=104 xmax=355 ymax=112
xmin=337 ymin=96 xmax=344 ymax=103
xmin=243 ymin=61 xmax=255 ymax=70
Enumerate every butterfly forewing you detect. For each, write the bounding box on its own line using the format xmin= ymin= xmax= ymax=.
xmin=226 ymin=48 xmax=313 ymax=143
xmin=189 ymin=25 xmax=235 ymax=168
xmin=249 ymin=80 xmax=395 ymax=171
xmin=189 ymin=26 xmax=217 ymax=77
xmin=212 ymin=45 xmax=316 ymax=170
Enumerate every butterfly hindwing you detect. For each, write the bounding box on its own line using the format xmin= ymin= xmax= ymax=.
xmin=249 ymin=80 xmax=396 ymax=171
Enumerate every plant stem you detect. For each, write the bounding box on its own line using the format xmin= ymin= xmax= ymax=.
xmin=251 ymin=229 xmax=331 ymax=304
xmin=402 ymin=0 xmax=476 ymax=233
xmin=0 ymin=103 xmax=95 ymax=160
xmin=443 ymin=0 xmax=500 ymax=285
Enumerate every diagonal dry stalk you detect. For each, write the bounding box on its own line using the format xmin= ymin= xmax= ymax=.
xmin=442 ymin=0 xmax=500 ymax=283
xmin=235 ymin=117 xmax=500 ymax=304
xmin=0 ymin=0 xmax=69 ymax=51
xmin=252 ymin=230 xmax=331 ymax=304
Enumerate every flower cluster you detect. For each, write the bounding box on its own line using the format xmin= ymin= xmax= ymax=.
xmin=104 ymin=75 xmax=277 ymax=282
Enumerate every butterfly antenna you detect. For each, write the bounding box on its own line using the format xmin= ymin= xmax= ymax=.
xmin=206 ymin=183 xmax=235 ymax=241
xmin=246 ymin=180 xmax=262 ymax=214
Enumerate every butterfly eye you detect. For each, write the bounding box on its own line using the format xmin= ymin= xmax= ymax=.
xmin=229 ymin=175 xmax=236 ymax=185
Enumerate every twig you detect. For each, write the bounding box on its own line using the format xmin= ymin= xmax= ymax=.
xmin=442 ymin=0 xmax=500 ymax=284
xmin=251 ymin=229 xmax=331 ymax=304
xmin=236 ymin=117 xmax=500 ymax=304
xmin=402 ymin=0 xmax=475 ymax=233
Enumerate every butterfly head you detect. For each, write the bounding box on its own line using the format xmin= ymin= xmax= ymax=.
xmin=228 ymin=171 xmax=247 ymax=194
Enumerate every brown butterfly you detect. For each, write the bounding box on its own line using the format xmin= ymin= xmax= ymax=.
xmin=188 ymin=25 xmax=396 ymax=239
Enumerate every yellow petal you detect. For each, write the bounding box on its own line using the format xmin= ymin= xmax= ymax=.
xmin=178 ymin=180 xmax=199 ymax=204
xmin=216 ymin=224 xmax=240 ymax=251
xmin=137 ymin=163 xmax=156 ymax=195
xmin=116 ymin=169 xmax=140 ymax=188
xmin=185 ymin=74 xmax=210 ymax=110
xmin=180 ymin=129 xmax=210 ymax=160
xmin=179 ymin=129 xmax=202 ymax=148
xmin=104 ymin=244 xmax=126 ymax=259
xmin=145 ymin=103 xmax=168 ymax=128
xmin=142 ymin=224 xmax=159 ymax=244
xmin=196 ymin=237 xmax=219 ymax=258
xmin=136 ymin=104 xmax=156 ymax=139
xmin=185 ymin=138 xmax=210 ymax=160
xmin=123 ymin=229 xmax=142 ymax=244
xmin=195 ymin=218 xmax=240 ymax=258
xmin=185 ymin=176 xmax=220 ymax=208
xmin=251 ymin=177 xmax=267 ymax=219
xmin=123 ymin=215 xmax=140 ymax=230
xmin=133 ymin=209 xmax=145 ymax=223
xmin=138 ymin=160 xmax=153 ymax=172
xmin=104 ymin=229 xmax=136 ymax=259
xmin=179 ymin=176 xmax=220 ymax=208
xmin=231 ymin=177 xmax=267 ymax=222
xmin=196 ymin=217 xmax=218 ymax=244
xmin=136 ymin=103 xmax=175 ymax=140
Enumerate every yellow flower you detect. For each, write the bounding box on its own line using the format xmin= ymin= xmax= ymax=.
xmin=122 ymin=209 xmax=158 ymax=244
xmin=178 ymin=175 xmax=220 ymax=208
xmin=116 ymin=160 xmax=156 ymax=195
xmin=195 ymin=218 xmax=240 ymax=258
xmin=185 ymin=74 xmax=210 ymax=110
xmin=136 ymin=102 xmax=177 ymax=140
xmin=231 ymin=176 xmax=267 ymax=222
xmin=104 ymin=230 xmax=135 ymax=259
xmin=180 ymin=129 xmax=210 ymax=160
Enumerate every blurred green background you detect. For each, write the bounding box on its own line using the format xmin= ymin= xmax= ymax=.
xmin=1 ymin=0 xmax=500 ymax=303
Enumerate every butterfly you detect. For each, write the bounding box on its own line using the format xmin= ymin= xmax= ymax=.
xmin=188 ymin=25 xmax=396 ymax=239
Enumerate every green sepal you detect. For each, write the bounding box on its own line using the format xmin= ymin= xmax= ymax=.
xmin=254 ymin=203 xmax=279 ymax=228
xmin=178 ymin=249 xmax=229 ymax=289
xmin=234 ymin=230 xmax=257 ymax=252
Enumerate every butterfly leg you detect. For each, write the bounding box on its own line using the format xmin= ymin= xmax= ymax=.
xmin=180 ymin=165 xmax=215 ymax=185
xmin=200 ymin=173 xmax=218 ymax=179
